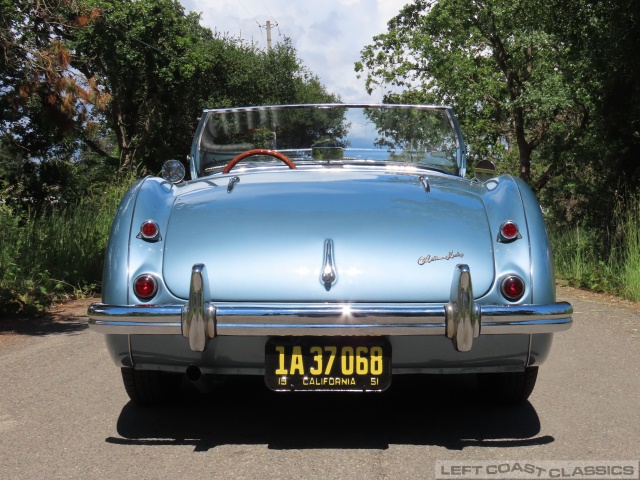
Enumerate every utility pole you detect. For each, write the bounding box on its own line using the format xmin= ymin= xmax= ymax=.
xmin=266 ymin=20 xmax=272 ymax=50
xmin=259 ymin=19 xmax=277 ymax=50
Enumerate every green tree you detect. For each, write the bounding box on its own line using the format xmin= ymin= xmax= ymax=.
xmin=70 ymin=0 xmax=216 ymax=171
xmin=356 ymin=0 xmax=587 ymax=187
xmin=2 ymin=0 xmax=339 ymax=177
xmin=71 ymin=1 xmax=339 ymax=173
xmin=0 ymin=0 xmax=102 ymax=157
xmin=197 ymin=36 xmax=339 ymax=110
xmin=557 ymin=0 xmax=640 ymax=187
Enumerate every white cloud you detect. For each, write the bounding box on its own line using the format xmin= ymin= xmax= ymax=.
xmin=179 ymin=0 xmax=409 ymax=103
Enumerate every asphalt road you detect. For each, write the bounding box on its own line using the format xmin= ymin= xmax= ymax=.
xmin=0 ymin=289 xmax=638 ymax=480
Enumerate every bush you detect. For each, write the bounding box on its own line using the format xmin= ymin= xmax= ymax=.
xmin=551 ymin=193 xmax=640 ymax=300
xmin=0 ymin=177 xmax=133 ymax=315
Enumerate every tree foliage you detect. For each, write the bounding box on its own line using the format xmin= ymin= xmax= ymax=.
xmin=356 ymin=0 xmax=588 ymax=188
xmin=69 ymin=0 xmax=338 ymax=173
xmin=1 ymin=0 xmax=338 ymax=204
xmin=70 ymin=0 xmax=216 ymax=170
xmin=357 ymin=0 xmax=640 ymax=230
xmin=557 ymin=0 xmax=640 ymax=186
xmin=0 ymin=0 xmax=104 ymax=157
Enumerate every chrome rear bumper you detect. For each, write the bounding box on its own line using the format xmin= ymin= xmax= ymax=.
xmin=89 ymin=264 xmax=572 ymax=353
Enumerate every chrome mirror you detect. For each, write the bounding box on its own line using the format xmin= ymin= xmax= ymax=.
xmin=474 ymin=160 xmax=497 ymax=182
xmin=161 ymin=159 xmax=186 ymax=184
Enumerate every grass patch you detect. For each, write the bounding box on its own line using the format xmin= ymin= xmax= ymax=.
xmin=619 ymin=198 xmax=640 ymax=301
xmin=0 ymin=178 xmax=133 ymax=315
xmin=552 ymin=194 xmax=640 ymax=300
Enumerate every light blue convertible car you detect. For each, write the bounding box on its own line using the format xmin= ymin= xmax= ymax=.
xmin=88 ymin=104 xmax=572 ymax=405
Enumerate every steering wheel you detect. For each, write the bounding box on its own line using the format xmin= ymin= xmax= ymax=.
xmin=222 ymin=149 xmax=297 ymax=174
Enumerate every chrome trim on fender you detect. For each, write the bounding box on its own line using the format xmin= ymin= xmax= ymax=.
xmin=525 ymin=334 xmax=533 ymax=368
xmin=127 ymin=334 xmax=135 ymax=367
xmin=88 ymin=264 xmax=573 ymax=352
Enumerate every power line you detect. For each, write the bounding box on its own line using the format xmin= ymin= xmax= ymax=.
xmin=236 ymin=0 xmax=254 ymax=18
xmin=260 ymin=0 xmax=276 ymax=23
xmin=255 ymin=20 xmax=265 ymax=44
xmin=259 ymin=0 xmax=281 ymax=37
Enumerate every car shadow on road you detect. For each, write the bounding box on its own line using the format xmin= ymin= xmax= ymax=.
xmin=107 ymin=374 xmax=553 ymax=452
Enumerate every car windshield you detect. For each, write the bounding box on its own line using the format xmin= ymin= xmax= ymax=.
xmin=191 ymin=104 xmax=465 ymax=177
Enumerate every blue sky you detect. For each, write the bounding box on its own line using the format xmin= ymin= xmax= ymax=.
xmin=179 ymin=0 xmax=409 ymax=103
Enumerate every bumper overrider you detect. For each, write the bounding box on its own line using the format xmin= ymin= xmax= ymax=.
xmin=88 ymin=264 xmax=573 ymax=353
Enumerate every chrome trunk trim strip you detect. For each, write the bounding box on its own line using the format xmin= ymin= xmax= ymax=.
xmin=321 ymin=239 xmax=337 ymax=288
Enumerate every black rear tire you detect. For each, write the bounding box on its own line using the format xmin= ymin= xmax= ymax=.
xmin=121 ymin=368 xmax=181 ymax=406
xmin=478 ymin=366 xmax=538 ymax=405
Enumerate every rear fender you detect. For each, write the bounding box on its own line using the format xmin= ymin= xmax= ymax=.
xmin=102 ymin=178 xmax=144 ymax=305
xmin=513 ymin=178 xmax=557 ymax=367
xmin=480 ymin=175 xmax=532 ymax=303
xmin=126 ymin=177 xmax=182 ymax=305
xmin=102 ymin=176 xmax=181 ymax=368
xmin=514 ymin=177 xmax=556 ymax=305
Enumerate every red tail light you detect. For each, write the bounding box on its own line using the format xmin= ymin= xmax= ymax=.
xmin=134 ymin=274 xmax=157 ymax=300
xmin=501 ymin=275 xmax=525 ymax=301
xmin=499 ymin=221 xmax=520 ymax=242
xmin=139 ymin=220 xmax=160 ymax=241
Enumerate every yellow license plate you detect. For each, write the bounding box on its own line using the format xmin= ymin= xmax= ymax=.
xmin=265 ymin=337 xmax=391 ymax=391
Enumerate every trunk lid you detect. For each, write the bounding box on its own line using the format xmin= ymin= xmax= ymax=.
xmin=163 ymin=169 xmax=494 ymax=302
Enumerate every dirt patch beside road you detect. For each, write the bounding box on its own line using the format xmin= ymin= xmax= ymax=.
xmin=0 ymin=296 xmax=95 ymax=349
xmin=558 ymin=284 xmax=640 ymax=313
